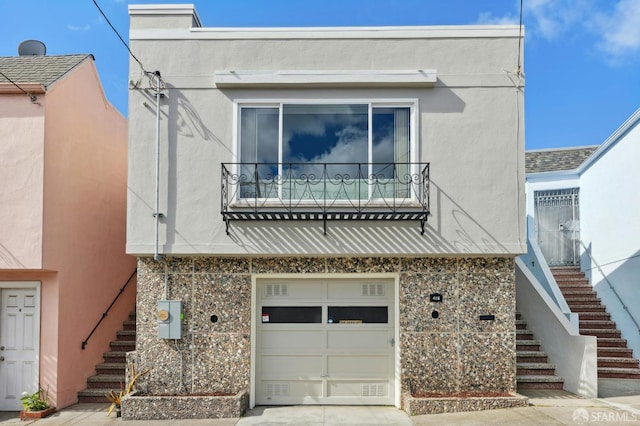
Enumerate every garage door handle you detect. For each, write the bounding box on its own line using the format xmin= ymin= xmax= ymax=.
xmin=320 ymin=374 xmax=329 ymax=378
xmin=390 ymin=337 xmax=395 ymax=347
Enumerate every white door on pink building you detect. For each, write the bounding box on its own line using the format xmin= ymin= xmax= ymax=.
xmin=0 ymin=287 xmax=39 ymax=411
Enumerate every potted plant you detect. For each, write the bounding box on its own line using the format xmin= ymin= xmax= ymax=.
xmin=106 ymin=364 xmax=149 ymax=417
xmin=19 ymin=388 xmax=55 ymax=420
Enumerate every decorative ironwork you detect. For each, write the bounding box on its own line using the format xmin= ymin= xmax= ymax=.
xmin=221 ymin=162 xmax=430 ymax=235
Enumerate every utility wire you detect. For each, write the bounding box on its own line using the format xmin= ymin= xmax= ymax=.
xmin=92 ymin=0 xmax=147 ymax=73
xmin=517 ymin=0 xmax=523 ymax=76
xmin=0 ymin=69 xmax=38 ymax=103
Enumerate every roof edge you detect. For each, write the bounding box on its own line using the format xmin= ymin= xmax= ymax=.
xmin=576 ymin=107 xmax=640 ymax=174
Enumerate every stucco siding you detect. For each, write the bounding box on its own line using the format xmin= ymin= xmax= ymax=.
xmin=579 ymin=116 xmax=640 ymax=358
xmin=127 ymin=17 xmax=525 ymax=256
xmin=40 ymin=60 xmax=136 ymax=408
xmin=0 ymin=96 xmax=45 ymax=269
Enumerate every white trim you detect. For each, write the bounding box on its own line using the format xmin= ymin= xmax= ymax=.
xmin=576 ymin=107 xmax=640 ymax=174
xmin=130 ymin=26 xmax=522 ymax=41
xmin=0 ymin=281 xmax=41 ymax=408
xmin=249 ymin=273 xmax=400 ymax=408
xmin=250 ymin=277 xmax=257 ymax=408
xmin=393 ymin=275 xmax=400 ymax=408
xmin=215 ymin=70 xmax=437 ymax=88
xmin=128 ymin=4 xmax=202 ymax=27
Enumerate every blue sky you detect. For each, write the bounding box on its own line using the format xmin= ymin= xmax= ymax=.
xmin=1 ymin=0 xmax=639 ymax=150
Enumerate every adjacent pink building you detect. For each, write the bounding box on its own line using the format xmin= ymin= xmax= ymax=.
xmin=0 ymin=53 xmax=135 ymax=410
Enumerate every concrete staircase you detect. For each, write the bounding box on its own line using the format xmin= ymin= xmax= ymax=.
xmin=516 ymin=312 xmax=565 ymax=390
xmin=552 ymin=266 xmax=640 ymax=380
xmin=77 ymin=311 xmax=136 ymax=403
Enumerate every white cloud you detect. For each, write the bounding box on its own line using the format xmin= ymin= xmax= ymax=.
xmin=67 ymin=24 xmax=91 ymax=32
xmin=476 ymin=11 xmax=519 ymax=26
xmin=477 ymin=0 xmax=639 ymax=64
xmin=593 ymin=0 xmax=640 ymax=62
xmin=523 ymin=0 xmax=595 ymax=40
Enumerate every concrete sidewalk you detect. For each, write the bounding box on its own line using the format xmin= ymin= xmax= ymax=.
xmin=0 ymin=391 xmax=638 ymax=425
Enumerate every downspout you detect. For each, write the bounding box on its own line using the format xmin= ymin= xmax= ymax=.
xmin=152 ymin=71 xmax=164 ymax=261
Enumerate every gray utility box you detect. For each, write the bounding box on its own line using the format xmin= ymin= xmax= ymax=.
xmin=157 ymin=300 xmax=182 ymax=339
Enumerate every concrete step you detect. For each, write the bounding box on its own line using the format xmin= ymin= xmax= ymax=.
xmin=557 ymin=281 xmax=590 ymax=289
xmin=598 ymin=357 xmax=640 ymax=369
xmin=116 ymin=330 xmax=136 ymax=341
xmin=103 ymin=350 xmax=127 ymax=364
xmin=515 ymin=320 xmax=528 ymax=330
xmin=598 ymin=367 xmax=640 ymax=379
xmin=516 ymin=330 xmax=534 ymax=340
xmin=578 ymin=312 xmax=611 ymax=321
xmin=582 ymin=329 xmax=621 ymax=339
xmin=517 ymin=363 xmax=557 ymax=376
xmin=123 ymin=320 xmax=136 ymax=331
xmin=87 ymin=375 xmax=125 ymax=389
xmin=517 ymin=351 xmax=549 ymax=363
xmin=77 ymin=388 xmax=117 ymax=403
xmin=516 ymin=375 xmax=564 ymax=390
xmin=95 ymin=362 xmax=126 ymax=376
xmin=568 ymin=305 xmax=607 ymax=313
xmin=555 ymin=277 xmax=592 ymax=290
xmin=561 ymin=288 xmax=597 ymax=296
xmin=516 ymin=340 xmax=541 ymax=351
xmin=579 ymin=320 xmax=617 ymax=330
xmin=110 ymin=340 xmax=135 ymax=352
xmin=597 ymin=338 xmax=629 ymax=348
xmin=550 ymin=269 xmax=583 ymax=279
xmin=598 ymin=347 xmax=634 ymax=358
xmin=565 ymin=295 xmax=601 ymax=303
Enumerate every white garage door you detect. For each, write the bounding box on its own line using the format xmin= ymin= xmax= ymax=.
xmin=255 ymin=278 xmax=395 ymax=405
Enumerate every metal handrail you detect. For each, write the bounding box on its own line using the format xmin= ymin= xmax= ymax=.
xmin=81 ymin=269 xmax=137 ymax=350
xmin=579 ymin=241 xmax=640 ymax=335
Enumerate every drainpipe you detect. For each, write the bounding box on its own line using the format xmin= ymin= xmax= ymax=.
xmin=152 ymin=71 xmax=164 ymax=261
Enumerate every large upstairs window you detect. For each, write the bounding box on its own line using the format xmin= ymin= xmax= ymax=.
xmin=238 ymin=102 xmax=414 ymax=200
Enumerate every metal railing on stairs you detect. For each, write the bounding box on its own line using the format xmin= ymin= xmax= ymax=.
xmin=580 ymin=241 xmax=640 ymax=336
xmin=81 ymin=269 xmax=137 ymax=350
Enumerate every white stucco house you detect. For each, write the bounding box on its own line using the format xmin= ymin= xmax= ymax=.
xmin=521 ymin=107 xmax=640 ymax=397
xmin=123 ymin=4 xmax=528 ymax=419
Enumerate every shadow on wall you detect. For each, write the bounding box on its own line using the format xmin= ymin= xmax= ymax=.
xmin=0 ymin=243 xmax=26 ymax=268
xmin=151 ymin=84 xmax=231 ymax=247
xmin=230 ymin=178 xmax=510 ymax=255
xmin=146 ymin=83 xmax=510 ymax=254
xmin=582 ymin=246 xmax=640 ymax=358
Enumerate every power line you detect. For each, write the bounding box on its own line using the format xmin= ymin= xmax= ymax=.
xmin=0 ymin=69 xmax=38 ymax=103
xmin=92 ymin=0 xmax=147 ymax=73
xmin=517 ymin=0 xmax=523 ymax=76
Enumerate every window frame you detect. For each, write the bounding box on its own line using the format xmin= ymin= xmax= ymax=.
xmin=232 ymin=98 xmax=420 ymax=204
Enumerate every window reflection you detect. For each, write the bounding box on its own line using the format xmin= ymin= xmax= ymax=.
xmin=238 ymin=103 xmax=411 ymax=200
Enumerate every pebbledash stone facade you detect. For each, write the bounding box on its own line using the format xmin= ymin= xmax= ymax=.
xmin=126 ymin=255 xmax=526 ymax=417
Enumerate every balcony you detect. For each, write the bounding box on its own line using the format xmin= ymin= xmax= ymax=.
xmin=221 ymin=162 xmax=430 ymax=235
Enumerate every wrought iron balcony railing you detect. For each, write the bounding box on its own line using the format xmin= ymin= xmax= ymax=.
xmin=221 ymin=162 xmax=430 ymax=235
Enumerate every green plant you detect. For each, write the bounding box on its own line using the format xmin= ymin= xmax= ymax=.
xmin=20 ymin=388 xmax=50 ymax=412
xmin=106 ymin=364 xmax=150 ymax=416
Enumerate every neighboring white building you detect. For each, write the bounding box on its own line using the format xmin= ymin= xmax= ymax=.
xmin=522 ymin=108 xmax=640 ymax=398
xmin=124 ymin=4 xmax=527 ymax=418
xmin=525 ymin=108 xmax=640 ymax=360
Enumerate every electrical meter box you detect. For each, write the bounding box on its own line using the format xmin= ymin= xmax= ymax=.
xmin=157 ymin=300 xmax=182 ymax=339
